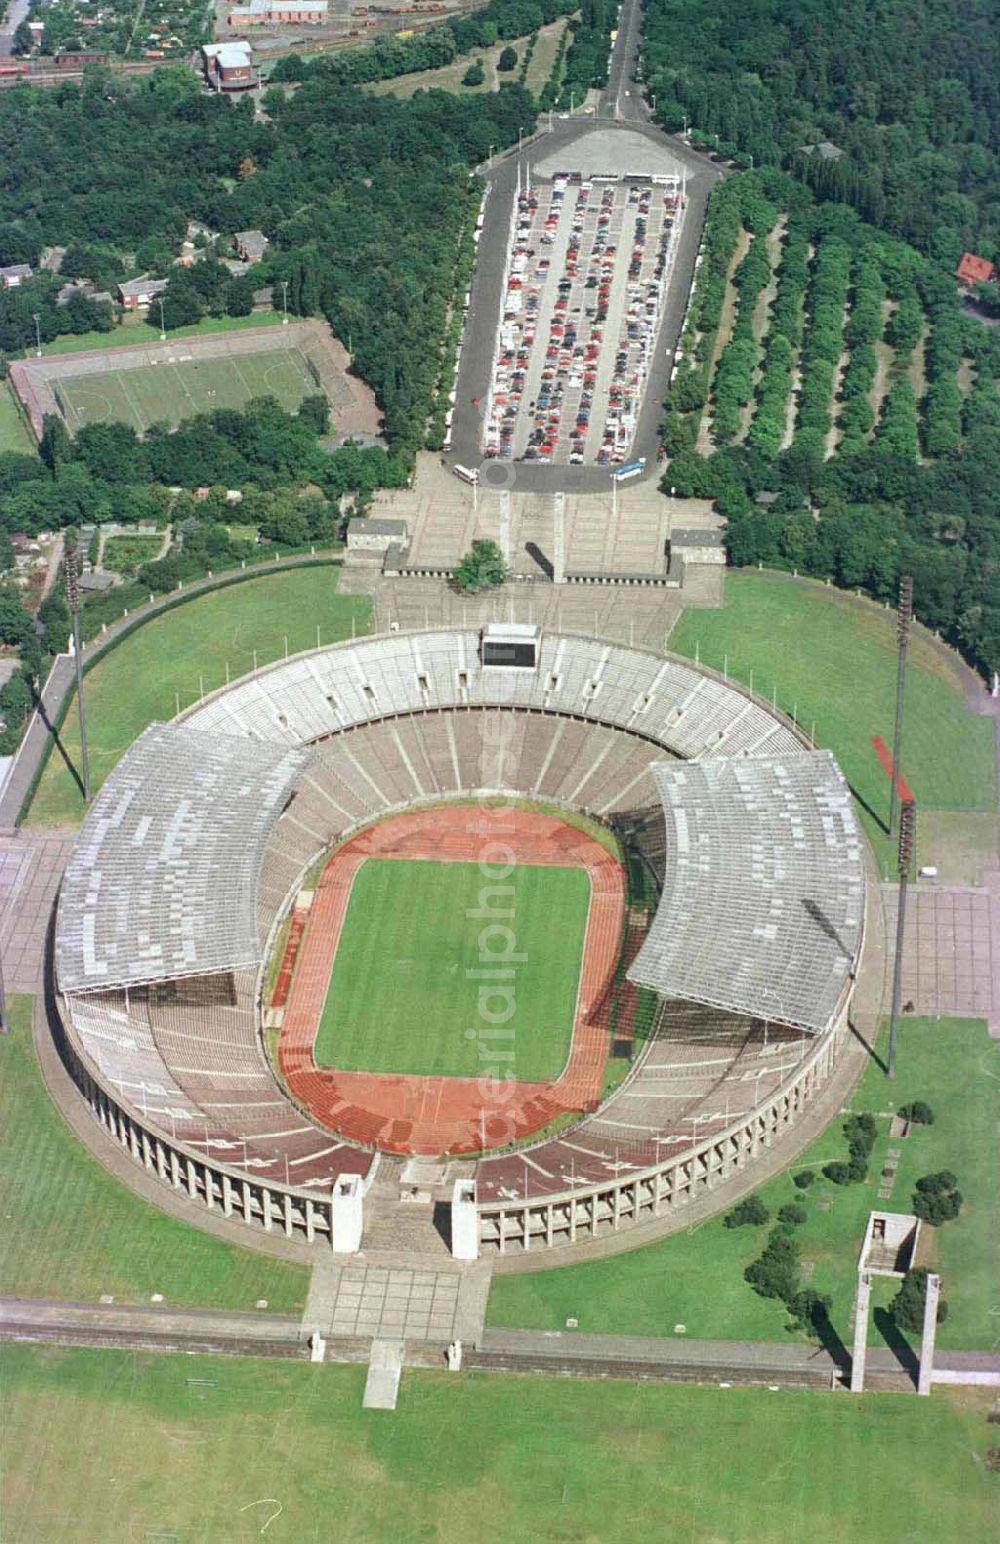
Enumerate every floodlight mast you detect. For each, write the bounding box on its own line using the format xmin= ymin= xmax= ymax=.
xmin=888 ymin=574 xmax=913 ymax=837
xmin=64 ymin=534 xmax=91 ymax=805
xmin=887 ymin=798 xmax=916 ymax=1078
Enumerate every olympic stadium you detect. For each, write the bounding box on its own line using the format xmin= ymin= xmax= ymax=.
xmin=54 ymin=623 xmax=868 ymax=1261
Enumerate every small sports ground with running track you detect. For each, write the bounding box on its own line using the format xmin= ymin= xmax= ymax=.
xmin=8 ymin=318 xmax=378 ymax=442
xmin=54 ymin=345 xmax=318 ymax=433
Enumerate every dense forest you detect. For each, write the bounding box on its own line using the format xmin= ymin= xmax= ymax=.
xmin=661 ymin=169 xmax=1000 ymax=675
xmin=642 ymin=0 xmax=1000 ymax=263
xmin=0 ymin=66 xmax=534 ymax=450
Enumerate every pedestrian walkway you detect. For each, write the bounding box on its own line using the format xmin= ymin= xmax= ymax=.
xmin=0 ymin=829 xmax=74 ymax=992
xmin=302 ymin=1259 xmax=491 ymax=1346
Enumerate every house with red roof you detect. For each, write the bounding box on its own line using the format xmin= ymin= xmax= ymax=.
xmin=956 ymin=252 xmax=996 ymax=289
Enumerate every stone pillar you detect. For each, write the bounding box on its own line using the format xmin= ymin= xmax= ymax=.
xmin=917 ymin=1273 xmax=941 ymax=1396
xmin=331 ymin=1172 xmax=363 ymax=1254
xmin=498 ymin=491 xmax=511 ymax=568
xmin=552 ymin=493 xmax=566 ymax=585
xmin=451 ymin=1178 xmax=479 ymax=1260
xmin=850 ymin=1270 xmax=872 ymax=1392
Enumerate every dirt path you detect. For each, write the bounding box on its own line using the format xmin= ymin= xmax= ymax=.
xmin=696 ymin=225 xmax=751 ymax=453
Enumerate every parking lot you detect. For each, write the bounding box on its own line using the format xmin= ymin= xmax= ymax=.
xmin=483 ymin=173 xmax=684 ymax=467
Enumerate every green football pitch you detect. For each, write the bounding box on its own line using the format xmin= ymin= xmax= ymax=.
xmin=57 ymin=346 xmax=318 ymax=433
xmin=313 ymin=858 xmax=591 ymax=1081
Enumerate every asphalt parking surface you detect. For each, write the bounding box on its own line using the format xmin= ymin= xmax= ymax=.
xmin=447 ymin=0 xmax=724 ymax=494
xmin=484 ymin=173 xmax=685 ymax=469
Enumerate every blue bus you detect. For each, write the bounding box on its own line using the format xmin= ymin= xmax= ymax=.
xmin=613 ymin=458 xmax=646 ymax=482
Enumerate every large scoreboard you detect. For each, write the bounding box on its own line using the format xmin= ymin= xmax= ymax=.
xmin=480 ymin=622 xmax=540 ymax=670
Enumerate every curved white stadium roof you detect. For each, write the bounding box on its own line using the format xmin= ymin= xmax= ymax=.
xmin=627 ymin=753 xmax=865 ymax=1032
xmin=56 ymin=724 xmax=311 ymax=993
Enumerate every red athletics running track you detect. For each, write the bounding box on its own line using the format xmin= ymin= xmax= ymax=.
xmin=277 ymin=807 xmax=626 ymax=1155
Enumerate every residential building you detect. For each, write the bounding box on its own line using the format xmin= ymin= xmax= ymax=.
xmin=956 ymin=251 xmax=996 ymax=289
xmin=117 ymin=276 xmax=170 ymax=312
xmin=233 ymin=229 xmax=268 ymax=264
xmin=1 ymin=265 xmax=33 ymax=290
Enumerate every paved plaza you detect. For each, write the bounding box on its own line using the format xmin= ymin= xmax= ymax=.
xmin=303 ymin=1261 xmax=489 ymax=1344
xmin=366 ymin=459 xmax=722 ymax=581
xmin=882 ymin=878 xmax=1000 ymax=1033
xmin=0 ymin=830 xmax=74 ymax=993
xmin=338 ymin=570 xmax=694 ymax=651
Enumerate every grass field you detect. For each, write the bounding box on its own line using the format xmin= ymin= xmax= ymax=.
xmin=57 ymin=346 xmax=318 ymax=435
xmin=668 ymin=570 xmax=996 ymax=869
xmin=489 ymin=1018 xmax=999 ymax=1352
xmin=367 ymin=19 xmax=569 ymax=101
xmin=313 ymin=858 xmax=591 ymax=1080
xmin=0 ymin=379 xmax=34 ymax=453
xmin=28 ymin=567 xmax=371 ymax=825
xmin=41 ymin=309 xmax=286 ymax=357
xmin=2 ymin=1346 xmax=993 ymax=1543
xmin=0 ymin=998 xmax=307 ymax=1311
xmin=100 ymin=532 xmax=165 ymax=574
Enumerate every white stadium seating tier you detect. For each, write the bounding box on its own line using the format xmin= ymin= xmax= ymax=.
xmin=628 ymin=754 xmax=865 ymax=1033
xmin=55 ymin=723 xmax=312 ymax=994
xmin=181 ymin=630 xmax=803 ymax=761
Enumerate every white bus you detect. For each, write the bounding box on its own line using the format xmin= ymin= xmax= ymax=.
xmin=453 ymin=464 xmax=480 ymax=486
xmin=613 ymin=458 xmax=646 ymax=482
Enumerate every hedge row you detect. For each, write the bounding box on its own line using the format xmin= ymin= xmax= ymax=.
xmin=920 ymin=272 xmax=965 ymax=456
xmin=793 ymin=235 xmax=852 ymax=460
xmin=835 ymin=255 xmax=885 ymax=454
xmin=710 ymin=234 xmax=772 ymax=443
xmin=746 ymin=231 xmax=809 ymax=456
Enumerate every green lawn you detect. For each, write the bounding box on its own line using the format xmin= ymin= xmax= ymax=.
xmin=367 ymin=19 xmax=569 ymax=101
xmin=0 ymin=379 xmax=34 ymax=452
xmin=314 ymin=858 xmax=591 ymax=1081
xmin=58 ymin=346 xmax=316 ymax=435
xmin=489 ymin=1018 xmax=998 ymax=1353
xmin=100 ymin=532 xmax=164 ymax=575
xmin=2 ymin=1346 xmax=993 ymax=1543
xmin=42 ymin=309 xmax=286 ymax=356
xmin=669 ymin=570 xmax=996 ymax=869
xmin=27 ymin=567 xmax=371 ymax=826
xmin=0 ymin=998 xmax=307 ymax=1312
